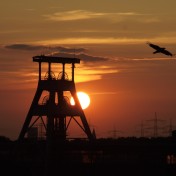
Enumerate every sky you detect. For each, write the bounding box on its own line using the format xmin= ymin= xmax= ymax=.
xmin=1 ymin=0 xmax=176 ymax=140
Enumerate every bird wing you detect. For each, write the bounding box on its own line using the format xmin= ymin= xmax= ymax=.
xmin=147 ymin=42 xmax=163 ymax=50
xmin=161 ymin=49 xmax=173 ymax=56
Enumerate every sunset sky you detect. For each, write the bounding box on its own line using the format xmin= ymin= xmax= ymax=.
xmin=1 ymin=0 xmax=176 ymax=140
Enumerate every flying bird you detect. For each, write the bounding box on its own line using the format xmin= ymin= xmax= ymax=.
xmin=147 ymin=42 xmax=173 ymax=57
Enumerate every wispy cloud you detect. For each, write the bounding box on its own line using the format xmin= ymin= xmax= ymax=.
xmin=4 ymin=44 xmax=87 ymax=53
xmin=5 ymin=44 xmax=45 ymax=50
xmin=141 ymin=17 xmax=159 ymax=23
xmin=44 ymin=10 xmax=105 ymax=21
xmin=3 ymin=43 xmax=109 ymax=63
xmin=36 ymin=35 xmax=176 ymax=45
xmin=75 ymin=64 xmax=118 ymax=83
xmin=44 ymin=10 xmax=148 ymax=22
xmin=36 ymin=37 xmax=147 ymax=45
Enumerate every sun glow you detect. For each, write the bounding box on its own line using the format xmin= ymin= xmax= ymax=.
xmin=70 ymin=92 xmax=90 ymax=109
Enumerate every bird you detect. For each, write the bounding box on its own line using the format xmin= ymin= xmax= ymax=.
xmin=146 ymin=42 xmax=173 ymax=57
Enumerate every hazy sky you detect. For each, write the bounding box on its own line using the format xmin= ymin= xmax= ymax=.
xmin=1 ymin=0 xmax=176 ymax=140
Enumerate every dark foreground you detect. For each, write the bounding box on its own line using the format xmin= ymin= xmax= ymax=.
xmin=0 ymin=137 xmax=176 ymax=176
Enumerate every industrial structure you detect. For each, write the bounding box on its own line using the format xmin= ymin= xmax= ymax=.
xmin=18 ymin=55 xmax=95 ymax=142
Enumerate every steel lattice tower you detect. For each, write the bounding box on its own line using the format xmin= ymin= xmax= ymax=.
xmin=18 ymin=55 xmax=95 ymax=142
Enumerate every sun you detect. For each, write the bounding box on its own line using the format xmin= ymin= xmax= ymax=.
xmin=70 ymin=91 xmax=90 ymax=109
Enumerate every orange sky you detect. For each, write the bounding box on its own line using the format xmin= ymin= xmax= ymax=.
xmin=1 ymin=0 xmax=176 ymax=140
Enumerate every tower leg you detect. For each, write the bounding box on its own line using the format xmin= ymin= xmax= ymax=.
xmin=18 ymin=87 xmax=43 ymax=141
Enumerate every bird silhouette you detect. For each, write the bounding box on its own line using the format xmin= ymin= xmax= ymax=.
xmin=147 ymin=42 xmax=173 ymax=57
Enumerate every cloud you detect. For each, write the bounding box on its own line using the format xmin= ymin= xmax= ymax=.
xmin=4 ymin=43 xmax=107 ymax=62
xmin=44 ymin=10 xmax=147 ymax=22
xmin=4 ymin=44 xmax=87 ymax=53
xmin=44 ymin=10 xmax=105 ymax=21
xmin=37 ymin=37 xmax=148 ymax=45
xmin=78 ymin=53 xmax=109 ymax=62
xmin=44 ymin=10 xmax=160 ymax=26
xmin=53 ymin=46 xmax=87 ymax=53
xmin=5 ymin=44 xmax=44 ymax=51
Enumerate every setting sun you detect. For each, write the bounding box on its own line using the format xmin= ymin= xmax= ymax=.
xmin=70 ymin=92 xmax=90 ymax=109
